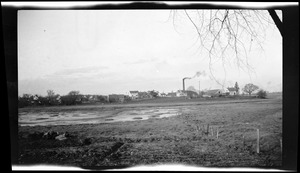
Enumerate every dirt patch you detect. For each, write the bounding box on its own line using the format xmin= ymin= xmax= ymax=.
xmin=18 ymin=131 xmax=99 ymax=165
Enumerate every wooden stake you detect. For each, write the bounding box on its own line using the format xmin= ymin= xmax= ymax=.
xmin=216 ymin=127 xmax=219 ymax=139
xmin=242 ymin=135 xmax=245 ymax=149
xmin=256 ymin=129 xmax=260 ymax=154
xmin=211 ymin=127 xmax=214 ymax=136
xmin=206 ymin=124 xmax=209 ymax=135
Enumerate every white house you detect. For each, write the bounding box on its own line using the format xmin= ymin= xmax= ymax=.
xmin=158 ymin=92 xmax=167 ymax=97
xmin=227 ymin=87 xmax=237 ymax=95
xmin=176 ymin=90 xmax=187 ymax=97
xmin=129 ymin=91 xmax=139 ymax=99
xmin=202 ymin=89 xmax=228 ymax=97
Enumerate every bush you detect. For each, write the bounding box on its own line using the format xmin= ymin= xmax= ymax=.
xmin=18 ymin=94 xmax=34 ymax=108
xmin=18 ymin=97 xmax=29 ymax=108
xmin=60 ymin=91 xmax=82 ymax=105
xmin=61 ymin=95 xmax=77 ymax=105
xmin=96 ymin=95 xmax=109 ymax=103
xmin=257 ymin=89 xmax=267 ymax=99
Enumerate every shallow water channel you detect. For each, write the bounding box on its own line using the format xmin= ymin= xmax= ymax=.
xmin=18 ymin=107 xmax=186 ymax=126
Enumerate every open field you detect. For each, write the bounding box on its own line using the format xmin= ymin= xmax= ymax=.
xmin=18 ymin=97 xmax=282 ymax=169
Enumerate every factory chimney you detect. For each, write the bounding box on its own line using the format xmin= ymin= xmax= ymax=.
xmin=182 ymin=77 xmax=191 ymax=91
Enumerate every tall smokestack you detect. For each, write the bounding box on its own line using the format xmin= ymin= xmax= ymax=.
xmin=183 ymin=77 xmax=191 ymax=91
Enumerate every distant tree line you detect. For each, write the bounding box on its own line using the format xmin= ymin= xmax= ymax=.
xmin=18 ymin=89 xmax=162 ymax=108
xmin=19 ymin=84 xmax=268 ymax=108
xmin=18 ymin=90 xmax=108 ymax=108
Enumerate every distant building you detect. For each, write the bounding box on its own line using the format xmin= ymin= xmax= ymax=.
xmin=203 ymin=89 xmax=226 ymax=97
xmin=185 ymin=90 xmax=199 ymax=98
xmin=33 ymin=95 xmax=39 ymax=101
xmin=227 ymin=87 xmax=237 ymax=95
xmin=166 ymin=92 xmax=177 ymax=97
xmin=138 ymin=91 xmax=152 ymax=99
xmin=83 ymin=95 xmax=108 ymax=103
xmin=159 ymin=92 xmax=167 ymax=97
xmin=176 ymin=90 xmax=187 ymax=97
xmin=176 ymin=90 xmax=198 ymax=98
xmin=129 ymin=91 xmax=139 ymax=99
xmin=56 ymin=95 xmax=62 ymax=104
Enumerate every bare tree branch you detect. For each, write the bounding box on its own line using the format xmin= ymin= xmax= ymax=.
xmin=171 ymin=10 xmax=278 ymax=88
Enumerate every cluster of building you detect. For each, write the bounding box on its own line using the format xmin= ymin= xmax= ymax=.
xmin=80 ymin=87 xmax=240 ymax=104
xmin=129 ymin=90 xmax=197 ymax=99
xmin=109 ymin=87 xmax=239 ymax=103
xmin=19 ymin=86 xmax=241 ymax=107
xmin=202 ymin=87 xmax=238 ymax=97
xmin=129 ymin=91 xmax=155 ymax=99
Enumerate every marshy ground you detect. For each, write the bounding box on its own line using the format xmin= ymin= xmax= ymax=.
xmin=18 ymin=95 xmax=282 ymax=169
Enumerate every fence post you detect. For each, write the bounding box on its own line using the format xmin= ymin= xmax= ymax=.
xmin=211 ymin=127 xmax=214 ymax=136
xmin=256 ymin=129 xmax=260 ymax=154
xmin=206 ymin=124 xmax=209 ymax=135
xmin=242 ymin=135 xmax=245 ymax=149
xmin=216 ymin=127 xmax=219 ymax=139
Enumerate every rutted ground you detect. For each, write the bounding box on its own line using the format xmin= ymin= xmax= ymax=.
xmin=18 ymin=98 xmax=282 ymax=169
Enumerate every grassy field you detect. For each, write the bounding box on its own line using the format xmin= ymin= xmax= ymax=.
xmin=18 ymin=96 xmax=282 ymax=169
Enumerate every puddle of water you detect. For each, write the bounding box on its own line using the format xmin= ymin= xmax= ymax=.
xmin=35 ymin=118 xmax=49 ymax=120
xmin=132 ymin=117 xmax=143 ymax=120
xmin=129 ymin=112 xmax=139 ymax=115
xmin=150 ymin=114 xmax=160 ymax=118
xmin=19 ymin=107 xmax=183 ymax=126
xmin=159 ymin=113 xmax=178 ymax=118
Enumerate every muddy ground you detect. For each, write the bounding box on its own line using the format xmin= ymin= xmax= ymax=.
xmin=18 ymin=97 xmax=282 ymax=169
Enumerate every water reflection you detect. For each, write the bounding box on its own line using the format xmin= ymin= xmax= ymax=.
xmin=18 ymin=107 xmax=181 ymax=126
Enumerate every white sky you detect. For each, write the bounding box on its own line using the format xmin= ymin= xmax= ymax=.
xmin=18 ymin=9 xmax=282 ymax=96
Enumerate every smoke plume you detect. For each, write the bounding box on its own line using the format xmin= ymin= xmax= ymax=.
xmin=192 ymin=71 xmax=206 ymax=78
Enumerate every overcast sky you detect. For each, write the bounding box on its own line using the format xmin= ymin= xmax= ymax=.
xmin=18 ymin=9 xmax=282 ymax=96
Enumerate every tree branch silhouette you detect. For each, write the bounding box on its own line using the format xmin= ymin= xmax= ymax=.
xmin=171 ymin=10 xmax=280 ymax=88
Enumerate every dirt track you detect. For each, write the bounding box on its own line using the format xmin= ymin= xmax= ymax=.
xmin=18 ymin=98 xmax=282 ymax=169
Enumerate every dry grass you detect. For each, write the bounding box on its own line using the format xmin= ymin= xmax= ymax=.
xmin=18 ymin=98 xmax=282 ymax=169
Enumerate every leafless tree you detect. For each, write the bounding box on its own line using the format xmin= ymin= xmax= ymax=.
xmin=242 ymin=83 xmax=259 ymax=95
xmin=170 ymin=9 xmax=282 ymax=87
xmin=47 ymin=90 xmax=55 ymax=98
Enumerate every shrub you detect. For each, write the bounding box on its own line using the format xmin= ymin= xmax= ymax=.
xmin=257 ymin=89 xmax=267 ymax=99
xmin=18 ymin=94 xmax=34 ymax=108
xmin=60 ymin=91 xmax=82 ymax=105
